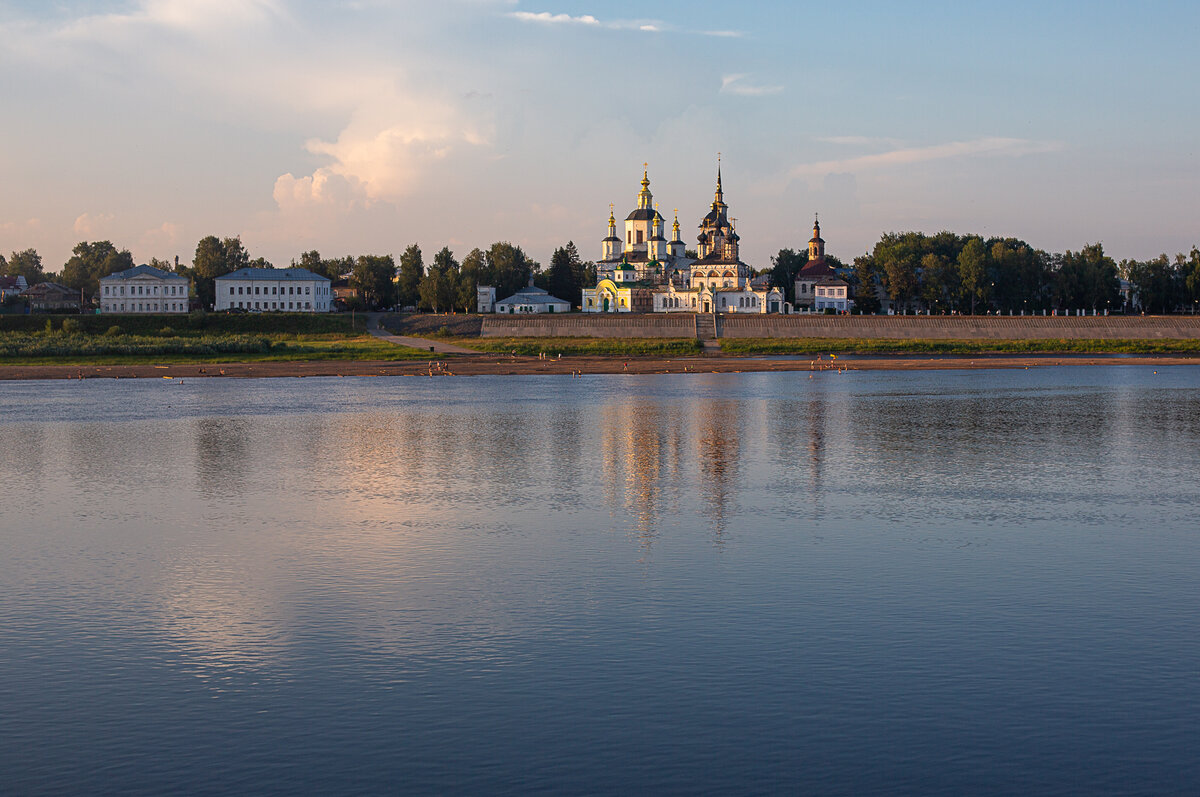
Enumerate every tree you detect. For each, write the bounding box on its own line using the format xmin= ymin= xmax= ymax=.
xmin=545 ymin=241 xmax=586 ymax=308
xmin=956 ymin=237 xmax=989 ymax=314
xmin=192 ymin=236 xmax=250 ymax=308
xmin=457 ymin=247 xmax=486 ymax=312
xmin=770 ymin=248 xmax=807 ymax=303
xmin=873 ymin=232 xmax=922 ymax=311
xmin=7 ymin=249 xmax=46 ymax=284
xmin=248 ymin=257 xmax=274 ymax=269
xmin=1182 ymin=247 xmax=1200 ymax=313
xmin=1055 ymin=243 xmax=1119 ymax=312
xmin=397 ymin=244 xmax=424 ymax=309
xmin=485 ymin=242 xmax=535 ymax=300
xmin=851 ymin=255 xmax=881 ymax=314
xmin=60 ymin=241 xmax=135 ymax=297
xmin=1126 ymin=254 xmax=1182 ymax=314
xmin=919 ymin=252 xmax=957 ymax=313
xmin=352 ymin=254 xmax=397 ymax=310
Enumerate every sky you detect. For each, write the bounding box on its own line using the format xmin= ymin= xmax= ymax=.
xmin=1 ymin=0 xmax=1198 ymax=273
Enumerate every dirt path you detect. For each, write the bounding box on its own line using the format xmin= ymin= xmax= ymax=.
xmin=366 ymin=327 xmax=481 ymax=354
xmin=3 ymin=354 xmax=1198 ymax=381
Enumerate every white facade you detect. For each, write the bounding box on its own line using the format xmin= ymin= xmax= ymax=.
xmin=100 ymin=265 xmax=190 ymax=314
xmin=812 ymin=277 xmax=851 ymax=312
xmin=477 ymin=285 xmax=497 ymax=313
xmin=215 ymin=268 xmax=332 ymax=312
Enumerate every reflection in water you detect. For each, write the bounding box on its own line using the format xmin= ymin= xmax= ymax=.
xmin=194 ymin=417 xmax=252 ymax=500
xmin=5 ymin=370 xmax=1200 ymax=795
xmin=696 ymin=400 xmax=741 ymax=544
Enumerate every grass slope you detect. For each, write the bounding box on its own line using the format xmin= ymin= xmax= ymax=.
xmin=453 ymin=337 xmax=702 ymax=356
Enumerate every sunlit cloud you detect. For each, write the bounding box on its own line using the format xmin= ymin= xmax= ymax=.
xmin=720 ymin=74 xmax=783 ymax=96
xmin=73 ymin=212 xmax=116 ymax=237
xmin=509 ymin=11 xmax=600 ymax=25
xmin=790 ymin=137 xmax=1063 ymax=179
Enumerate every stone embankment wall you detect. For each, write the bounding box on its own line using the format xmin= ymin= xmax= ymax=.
xmin=482 ymin=314 xmax=697 ymax=338
xmin=480 ymin=313 xmax=1200 ymax=340
xmin=719 ymin=315 xmax=1200 ymax=340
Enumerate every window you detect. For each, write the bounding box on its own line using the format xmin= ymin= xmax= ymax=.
xmin=306 ymin=287 xmax=311 ymax=295
xmin=627 ymin=232 xmax=632 ymax=244
xmin=104 ymin=287 xmax=109 ymax=295
xmin=305 ymin=302 xmax=311 ymax=309
xmin=230 ymin=287 xmax=235 ymax=295
xmin=636 ymin=230 xmax=643 ymax=244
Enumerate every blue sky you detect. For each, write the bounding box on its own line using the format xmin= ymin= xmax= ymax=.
xmin=1 ymin=0 xmax=1197 ymax=271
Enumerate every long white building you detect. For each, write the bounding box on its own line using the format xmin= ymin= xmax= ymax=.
xmin=100 ymin=265 xmax=191 ymax=313
xmin=215 ymin=268 xmax=332 ymax=312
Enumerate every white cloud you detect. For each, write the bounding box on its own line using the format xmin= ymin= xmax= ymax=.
xmin=73 ymin=212 xmax=115 ymax=237
xmin=790 ymin=137 xmax=1063 ymax=179
xmin=138 ymin=221 xmax=181 ymax=254
xmin=720 ymin=74 xmax=783 ymax=96
xmin=509 ymin=11 xmax=600 ymax=25
xmin=816 ymin=135 xmax=904 ymax=147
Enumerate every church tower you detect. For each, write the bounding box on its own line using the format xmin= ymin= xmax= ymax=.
xmin=602 ymin=205 xmax=620 ymax=261
xmin=808 ymin=216 xmax=825 ymax=262
xmin=669 ymin=209 xmax=685 ymax=260
xmin=696 ymin=160 xmax=739 ymax=261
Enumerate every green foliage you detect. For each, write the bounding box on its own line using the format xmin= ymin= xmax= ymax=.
xmin=7 ymin=248 xmax=46 ymax=284
xmin=484 ymin=242 xmax=535 ymax=300
xmin=351 ymin=254 xmax=397 ymax=309
xmin=770 ymin=248 xmax=807 ymax=303
xmin=1054 ymin=244 xmax=1119 ymax=312
xmin=59 ymin=241 xmax=135 ymax=297
xmin=61 ymin=318 xmax=81 ymax=334
xmin=1124 ymin=254 xmax=1184 ymax=314
xmin=457 ymin=248 xmax=486 ymax=312
xmin=397 ymin=244 xmax=424 ymax=308
xmin=541 ymin=241 xmax=590 ymax=309
xmin=851 ymin=255 xmax=881 ymax=314
xmin=418 ymin=247 xmax=459 ymax=311
xmin=105 ymin=325 xmax=121 ymax=336
xmin=0 ymin=312 xmax=355 ymax=336
xmin=192 ymin=235 xmax=251 ymax=309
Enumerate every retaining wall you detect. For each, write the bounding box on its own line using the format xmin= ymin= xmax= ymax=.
xmin=479 ymin=313 xmax=1200 ymax=340
xmin=482 ymin=314 xmax=697 ymax=338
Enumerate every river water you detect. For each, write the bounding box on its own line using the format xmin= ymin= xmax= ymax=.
xmin=1 ymin=367 xmax=1198 ymax=795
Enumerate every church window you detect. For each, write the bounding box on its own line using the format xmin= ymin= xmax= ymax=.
xmin=627 ymin=232 xmax=632 ymax=244
xmin=636 ymin=230 xmax=643 ymax=245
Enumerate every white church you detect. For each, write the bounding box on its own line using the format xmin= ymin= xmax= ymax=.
xmin=582 ymin=164 xmax=788 ymax=314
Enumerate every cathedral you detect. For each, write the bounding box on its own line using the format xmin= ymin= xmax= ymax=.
xmin=582 ymin=164 xmax=788 ymax=314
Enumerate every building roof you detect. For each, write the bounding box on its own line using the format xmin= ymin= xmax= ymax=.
xmin=217 ymin=267 xmax=330 ymax=282
xmin=102 ymin=264 xmax=188 ymax=282
xmin=496 ymin=285 xmax=570 ymax=306
xmin=23 ymin=282 xmax=75 ymax=296
xmin=0 ymin=275 xmax=28 ymax=290
xmin=796 ymin=258 xmax=835 ymax=279
xmin=815 ymin=275 xmax=848 ymax=286
xmin=625 ymin=208 xmax=663 ymax=222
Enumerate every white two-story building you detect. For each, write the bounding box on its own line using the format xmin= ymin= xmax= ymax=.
xmin=100 ymin=265 xmax=191 ymax=313
xmin=215 ymin=268 xmax=332 ymax=312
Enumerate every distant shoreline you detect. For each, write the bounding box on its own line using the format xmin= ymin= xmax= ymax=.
xmin=2 ymin=353 xmax=1198 ymax=381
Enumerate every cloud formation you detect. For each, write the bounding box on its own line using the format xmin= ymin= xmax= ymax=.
xmin=790 ymin=137 xmax=1062 ymax=179
xmin=720 ymin=74 xmax=783 ymax=96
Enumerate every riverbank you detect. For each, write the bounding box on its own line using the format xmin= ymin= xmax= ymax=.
xmin=3 ymin=353 xmax=1198 ymax=380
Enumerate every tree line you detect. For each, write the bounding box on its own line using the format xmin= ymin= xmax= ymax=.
xmin=0 ymin=236 xmax=597 ymax=313
xmin=6 ymin=231 xmax=1199 ymax=314
xmin=767 ymin=231 xmax=1200 ymax=314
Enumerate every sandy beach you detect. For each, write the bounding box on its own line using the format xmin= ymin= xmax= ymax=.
xmin=2 ymin=353 xmax=1197 ymax=380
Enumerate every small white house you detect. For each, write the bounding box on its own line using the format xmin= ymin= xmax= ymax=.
xmin=100 ymin=265 xmax=191 ymax=314
xmin=494 ymin=281 xmax=571 ymax=314
xmin=477 ymin=285 xmax=497 ymax=313
xmin=812 ymin=276 xmax=852 ymax=312
xmin=215 ymin=268 xmax=332 ymax=312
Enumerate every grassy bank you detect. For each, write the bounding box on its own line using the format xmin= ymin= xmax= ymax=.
xmin=0 ymin=314 xmax=428 ymax=365
xmin=453 ymin=337 xmax=703 ymax=356
xmin=720 ymin=337 xmax=1200 ymax=355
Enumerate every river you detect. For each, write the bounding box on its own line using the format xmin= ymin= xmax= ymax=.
xmin=1 ymin=367 xmax=1198 ymax=794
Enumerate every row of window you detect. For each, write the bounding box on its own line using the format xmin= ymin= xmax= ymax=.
xmin=102 ymin=284 xmax=184 ymax=296
xmin=101 ymin=302 xmax=186 ymax=312
xmin=229 ymin=301 xmax=316 ymax=310
xmin=229 ymin=284 xmax=325 ymax=296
